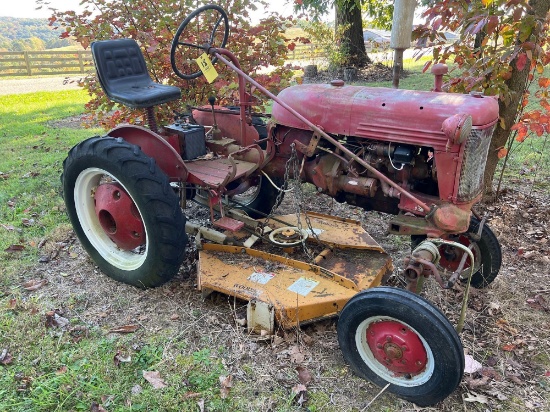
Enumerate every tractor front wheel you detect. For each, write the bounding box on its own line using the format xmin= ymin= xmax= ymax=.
xmin=412 ymin=217 xmax=502 ymax=288
xmin=62 ymin=136 xmax=187 ymax=288
xmin=337 ymin=287 xmax=464 ymax=406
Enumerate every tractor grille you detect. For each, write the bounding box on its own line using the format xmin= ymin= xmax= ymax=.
xmin=457 ymin=127 xmax=494 ymax=202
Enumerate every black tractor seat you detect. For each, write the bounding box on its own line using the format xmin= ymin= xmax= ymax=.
xmin=91 ymin=39 xmax=181 ymax=131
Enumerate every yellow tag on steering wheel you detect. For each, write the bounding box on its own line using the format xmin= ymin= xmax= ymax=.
xmin=195 ymin=53 xmax=218 ymax=83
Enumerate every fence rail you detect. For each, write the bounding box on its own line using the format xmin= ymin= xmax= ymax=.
xmin=0 ymin=50 xmax=93 ymax=77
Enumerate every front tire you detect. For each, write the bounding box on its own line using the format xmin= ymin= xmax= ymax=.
xmin=412 ymin=217 xmax=502 ymax=288
xmin=337 ymin=287 xmax=464 ymax=406
xmin=62 ymin=136 xmax=187 ymax=288
xmin=229 ymin=174 xmax=284 ymax=218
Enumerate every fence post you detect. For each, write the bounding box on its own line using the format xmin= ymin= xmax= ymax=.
xmin=78 ymin=51 xmax=85 ymax=73
xmin=23 ymin=52 xmax=32 ymax=76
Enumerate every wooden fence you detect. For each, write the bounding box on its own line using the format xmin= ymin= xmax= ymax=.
xmin=0 ymin=50 xmax=93 ymax=77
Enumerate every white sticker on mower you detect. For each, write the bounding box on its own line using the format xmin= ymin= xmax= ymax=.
xmin=248 ymin=272 xmax=274 ymax=285
xmin=307 ymin=228 xmax=324 ymax=236
xmin=288 ymin=277 xmax=319 ymax=296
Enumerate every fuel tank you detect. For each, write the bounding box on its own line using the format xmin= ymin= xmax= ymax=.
xmin=271 ymin=83 xmax=499 ymax=151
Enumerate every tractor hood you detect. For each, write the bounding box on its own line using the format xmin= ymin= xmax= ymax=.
xmin=272 ymin=83 xmax=499 ymax=148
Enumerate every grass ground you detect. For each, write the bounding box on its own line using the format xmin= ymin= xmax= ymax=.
xmin=0 ymin=69 xmax=548 ymax=411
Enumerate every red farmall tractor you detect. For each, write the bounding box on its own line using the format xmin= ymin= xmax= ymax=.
xmin=61 ymin=5 xmax=502 ymax=406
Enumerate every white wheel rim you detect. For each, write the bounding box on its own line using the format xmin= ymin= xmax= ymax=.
xmin=74 ymin=167 xmax=148 ymax=271
xmin=355 ymin=316 xmax=435 ymax=387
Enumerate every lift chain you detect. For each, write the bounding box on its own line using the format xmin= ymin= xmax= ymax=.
xmin=289 ymin=143 xmax=322 ymax=262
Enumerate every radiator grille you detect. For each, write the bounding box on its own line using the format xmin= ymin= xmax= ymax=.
xmin=457 ymin=127 xmax=494 ymax=202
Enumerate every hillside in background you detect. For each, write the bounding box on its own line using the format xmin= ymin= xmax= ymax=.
xmin=0 ymin=17 xmax=74 ymax=51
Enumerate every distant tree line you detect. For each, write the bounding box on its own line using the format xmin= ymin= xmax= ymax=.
xmin=0 ymin=17 xmax=74 ymax=51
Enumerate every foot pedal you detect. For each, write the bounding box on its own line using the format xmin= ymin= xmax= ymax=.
xmin=213 ymin=216 xmax=245 ymax=232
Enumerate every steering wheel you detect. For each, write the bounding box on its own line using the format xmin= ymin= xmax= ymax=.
xmin=170 ymin=4 xmax=229 ymax=80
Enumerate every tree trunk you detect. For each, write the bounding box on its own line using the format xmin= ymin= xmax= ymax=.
xmin=335 ymin=0 xmax=370 ymax=67
xmin=483 ymin=0 xmax=550 ymax=197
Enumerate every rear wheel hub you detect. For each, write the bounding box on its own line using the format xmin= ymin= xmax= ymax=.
xmin=94 ymin=183 xmax=145 ymax=250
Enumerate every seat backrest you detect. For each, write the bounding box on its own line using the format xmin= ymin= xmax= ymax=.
xmin=91 ymin=39 xmax=152 ymax=98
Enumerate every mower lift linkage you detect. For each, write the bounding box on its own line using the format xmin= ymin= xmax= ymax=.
xmin=210 ymin=47 xmax=433 ymax=215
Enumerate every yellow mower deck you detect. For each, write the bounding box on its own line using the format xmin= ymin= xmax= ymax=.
xmin=197 ymin=212 xmax=392 ymax=332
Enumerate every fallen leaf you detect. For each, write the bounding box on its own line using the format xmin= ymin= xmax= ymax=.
xmin=170 ymin=314 xmax=180 ymax=321
xmin=197 ymin=399 xmax=205 ymax=412
xmin=289 ymin=345 xmax=305 ymax=363
xmin=56 ymin=366 xmax=67 ymax=374
xmin=487 ymin=302 xmax=501 ymax=316
xmin=464 ymin=392 xmax=489 ymax=404
xmin=526 ymin=295 xmax=549 ymax=312
xmin=54 ymin=314 xmax=70 ymax=328
xmin=0 ymin=349 xmax=13 ymax=365
xmin=502 ymin=344 xmax=516 ymax=351
xmin=7 ymin=299 xmax=17 ymax=310
xmin=1 ymin=224 xmax=15 ymax=231
xmin=481 ymin=367 xmax=502 ymax=381
xmin=22 ymin=279 xmax=48 ymax=291
xmin=114 ymin=351 xmax=132 ymax=367
xmin=21 ymin=218 xmax=35 ymax=227
xmin=496 ymin=318 xmax=518 ymax=335
xmin=45 ymin=311 xmax=57 ymax=328
xmin=109 ymin=324 xmax=139 ymax=334
xmin=219 ymin=375 xmax=233 ymax=399
xmin=5 ymin=244 xmax=25 ymax=253
xmin=291 ymin=384 xmax=307 ymax=406
xmin=464 ymin=375 xmax=490 ymax=389
xmin=296 ymin=366 xmax=313 ymax=385
xmin=90 ymin=402 xmax=107 ymax=412
xmin=142 ymin=370 xmax=167 ymax=389
xmin=486 ymin=389 xmax=508 ymax=401
xmin=506 ymin=373 xmax=524 ymax=385
xmin=464 ymin=354 xmax=483 ymax=374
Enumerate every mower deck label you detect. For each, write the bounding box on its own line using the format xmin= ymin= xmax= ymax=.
xmin=288 ymin=277 xmax=319 ymax=296
xmin=248 ymin=272 xmax=274 ymax=285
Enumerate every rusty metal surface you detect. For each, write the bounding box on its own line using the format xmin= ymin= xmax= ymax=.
xmin=185 ymin=158 xmax=256 ymax=187
xmin=317 ymin=248 xmax=392 ymax=290
xmin=266 ymin=212 xmax=385 ymax=251
xmin=272 ymin=84 xmax=499 ymax=152
xmin=107 ymin=125 xmax=188 ymax=181
xmin=193 ymin=105 xmax=259 ymax=147
xmin=197 ymin=244 xmax=359 ymax=328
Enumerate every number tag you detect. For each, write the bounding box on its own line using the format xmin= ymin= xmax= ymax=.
xmin=195 ymin=53 xmax=218 ymax=83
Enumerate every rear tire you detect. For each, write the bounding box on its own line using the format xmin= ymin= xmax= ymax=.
xmin=62 ymin=136 xmax=187 ymax=288
xmin=337 ymin=287 xmax=464 ymax=406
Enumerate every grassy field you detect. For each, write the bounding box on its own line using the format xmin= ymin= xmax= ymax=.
xmin=0 ymin=68 xmax=548 ymax=411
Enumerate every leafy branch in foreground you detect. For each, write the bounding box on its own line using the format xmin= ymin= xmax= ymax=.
xmin=42 ymin=0 xmax=298 ymax=129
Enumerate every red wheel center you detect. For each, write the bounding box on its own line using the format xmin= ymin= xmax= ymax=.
xmin=366 ymin=320 xmax=428 ymax=376
xmin=439 ymin=234 xmax=477 ymax=271
xmin=94 ymin=183 xmax=145 ymax=250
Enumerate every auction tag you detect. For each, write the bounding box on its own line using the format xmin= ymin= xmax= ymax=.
xmin=195 ymin=53 xmax=218 ymax=83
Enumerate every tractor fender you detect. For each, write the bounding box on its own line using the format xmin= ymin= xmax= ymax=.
xmin=107 ymin=125 xmax=188 ymax=181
